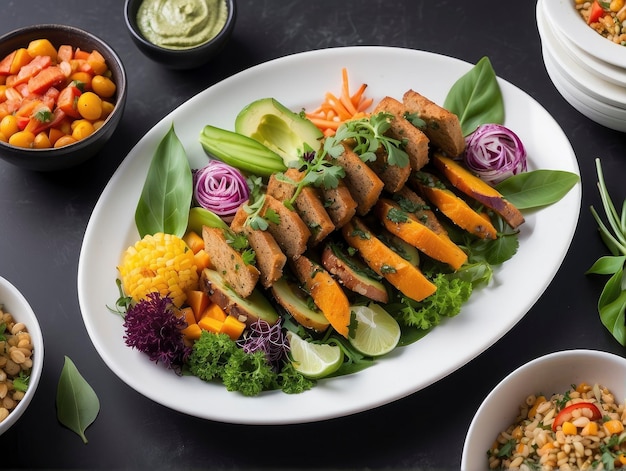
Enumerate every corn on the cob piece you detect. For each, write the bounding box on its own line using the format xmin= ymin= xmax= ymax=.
xmin=118 ymin=232 xmax=199 ymax=307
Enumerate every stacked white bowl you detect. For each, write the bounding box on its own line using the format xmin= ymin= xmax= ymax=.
xmin=537 ymin=0 xmax=626 ymax=131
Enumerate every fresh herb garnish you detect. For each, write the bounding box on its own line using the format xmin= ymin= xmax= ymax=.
xmin=135 ymin=124 xmax=193 ymax=238
xmin=586 ymin=158 xmax=626 ymax=346
xmin=444 ymin=56 xmax=504 ymax=136
xmin=495 ymin=169 xmax=580 ymax=210
xmin=329 ymin=112 xmax=409 ymax=167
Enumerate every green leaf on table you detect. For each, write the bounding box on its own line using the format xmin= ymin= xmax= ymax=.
xmin=495 ymin=169 xmax=579 ymax=210
xmin=586 ymin=255 xmax=626 ymax=275
xmin=56 ymin=356 xmax=100 ymax=444
xmin=135 ymin=124 xmax=193 ymax=238
xmin=597 ymin=268 xmax=626 ymax=346
xmin=443 ymin=56 xmax=504 ymax=136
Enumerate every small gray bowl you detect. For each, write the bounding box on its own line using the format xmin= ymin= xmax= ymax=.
xmin=0 ymin=24 xmax=127 ymax=172
xmin=124 ymin=0 xmax=236 ymax=70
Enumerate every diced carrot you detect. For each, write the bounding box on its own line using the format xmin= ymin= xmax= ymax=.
xmin=27 ymin=65 xmax=66 ymax=95
xmin=12 ymin=55 xmax=51 ymax=86
xmin=0 ymin=51 xmax=16 ymax=75
xmin=220 ymin=315 xmax=246 ymax=340
xmin=56 ymin=84 xmax=82 ymax=118
xmin=74 ymin=48 xmax=90 ymax=61
xmin=198 ymin=315 xmax=223 ymax=334
xmin=201 ymin=303 xmax=227 ymax=322
xmin=181 ymin=323 xmax=202 ymax=341
xmin=581 ymin=421 xmax=598 ymax=436
xmin=186 ymin=289 xmax=210 ymax=322
xmin=183 ymin=230 xmax=205 ymax=254
xmin=193 ymin=249 xmax=211 ymax=272
xmin=57 ymin=45 xmax=74 ymax=63
xmin=561 ymin=421 xmax=577 ymax=435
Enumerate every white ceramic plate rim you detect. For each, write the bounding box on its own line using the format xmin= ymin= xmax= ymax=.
xmin=0 ymin=275 xmax=44 ymax=435
xmin=538 ymin=0 xmax=626 ymax=109
xmin=539 ymin=0 xmax=626 ymax=86
xmin=544 ymin=43 xmax=626 ymax=132
xmin=77 ymin=46 xmax=581 ymax=425
xmin=544 ymin=0 xmax=626 ymax=68
xmin=461 ymin=349 xmax=626 ymax=470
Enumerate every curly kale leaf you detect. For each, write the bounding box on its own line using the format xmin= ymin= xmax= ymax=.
xmin=395 ymin=273 xmax=473 ymax=330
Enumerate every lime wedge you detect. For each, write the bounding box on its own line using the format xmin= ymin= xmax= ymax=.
xmin=349 ymin=303 xmax=401 ymax=357
xmin=286 ymin=331 xmax=343 ymax=379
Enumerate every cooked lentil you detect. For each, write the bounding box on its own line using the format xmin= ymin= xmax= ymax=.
xmin=0 ymin=307 xmax=33 ymax=423
xmin=575 ymin=0 xmax=626 ymax=46
xmin=488 ymin=382 xmax=626 ymax=470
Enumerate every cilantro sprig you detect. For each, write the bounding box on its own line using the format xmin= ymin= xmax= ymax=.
xmin=327 ymin=112 xmax=409 ymax=167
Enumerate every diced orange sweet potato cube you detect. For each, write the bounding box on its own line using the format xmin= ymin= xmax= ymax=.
xmin=198 ymin=315 xmax=223 ymax=334
xmin=220 ymin=315 xmax=246 ymax=340
xmin=193 ymin=249 xmax=211 ymax=271
xmin=201 ymin=303 xmax=227 ymax=322
xmin=186 ymin=290 xmax=210 ymax=322
xmin=183 ymin=230 xmax=205 ymax=254
xmin=181 ymin=323 xmax=202 ymax=341
xmin=176 ymin=306 xmax=196 ymax=328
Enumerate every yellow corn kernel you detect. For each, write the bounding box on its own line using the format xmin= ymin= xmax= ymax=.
xmin=118 ymin=232 xmax=199 ymax=307
xmin=538 ymin=442 xmax=555 ymax=456
xmin=562 ymin=421 xmax=577 ymax=435
xmin=576 ymin=382 xmax=592 ymax=394
xmin=528 ymin=395 xmax=546 ymax=419
xmin=581 ymin=421 xmax=599 ymax=436
xmin=604 ymin=419 xmax=625 ymax=435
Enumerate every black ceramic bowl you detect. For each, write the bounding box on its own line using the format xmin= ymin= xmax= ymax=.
xmin=124 ymin=0 xmax=236 ymax=70
xmin=0 ymin=24 xmax=126 ymax=172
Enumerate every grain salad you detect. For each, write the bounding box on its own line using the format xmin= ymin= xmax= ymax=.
xmin=488 ymin=382 xmax=626 ymax=470
xmin=575 ymin=0 xmax=626 ymax=46
xmin=0 ymin=306 xmax=33 ymax=423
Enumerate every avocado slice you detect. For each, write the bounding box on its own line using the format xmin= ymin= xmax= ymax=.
xmin=200 ymin=268 xmax=279 ymax=326
xmin=235 ymin=98 xmax=323 ymax=166
xmin=271 ymin=277 xmax=330 ymax=332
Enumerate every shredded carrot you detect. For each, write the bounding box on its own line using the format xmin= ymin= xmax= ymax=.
xmin=306 ymin=68 xmax=373 ymax=136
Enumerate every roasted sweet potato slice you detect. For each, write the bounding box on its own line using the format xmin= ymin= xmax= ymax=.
xmin=342 ymin=218 xmax=437 ymax=302
xmin=375 ymin=198 xmax=468 ymax=270
xmin=411 ymin=171 xmax=498 ymax=240
xmin=431 ymin=154 xmax=525 ymax=229
xmin=290 ymin=254 xmax=351 ymax=337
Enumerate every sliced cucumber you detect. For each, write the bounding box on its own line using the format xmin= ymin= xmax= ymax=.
xmin=199 ymin=125 xmax=286 ymax=177
xmin=235 ymin=98 xmax=323 ymax=166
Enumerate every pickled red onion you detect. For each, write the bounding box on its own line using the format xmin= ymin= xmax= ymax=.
xmin=463 ymin=124 xmax=527 ymax=185
xmin=193 ymin=160 xmax=249 ymax=220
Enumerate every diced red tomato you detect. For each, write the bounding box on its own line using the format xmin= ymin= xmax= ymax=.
xmin=56 ymin=85 xmax=82 ymax=119
xmin=588 ymin=0 xmax=606 ymax=24
xmin=552 ymin=402 xmax=602 ymax=431
xmin=27 ymin=65 xmax=66 ymax=95
xmin=12 ymin=55 xmax=52 ymax=87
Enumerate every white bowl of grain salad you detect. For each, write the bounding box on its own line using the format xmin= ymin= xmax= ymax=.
xmin=0 ymin=275 xmax=43 ymax=436
xmin=544 ymin=0 xmax=626 ymax=69
xmin=461 ymin=349 xmax=626 ymax=470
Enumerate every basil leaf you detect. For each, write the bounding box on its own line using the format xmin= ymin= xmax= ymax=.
xmin=598 ymin=269 xmax=626 ymax=346
xmin=135 ymin=124 xmax=193 ymax=238
xmin=56 ymin=356 xmax=100 ymax=444
xmin=443 ymin=56 xmax=504 ymax=136
xmin=495 ymin=169 xmax=579 ymax=210
xmin=586 ymin=255 xmax=626 ymax=275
